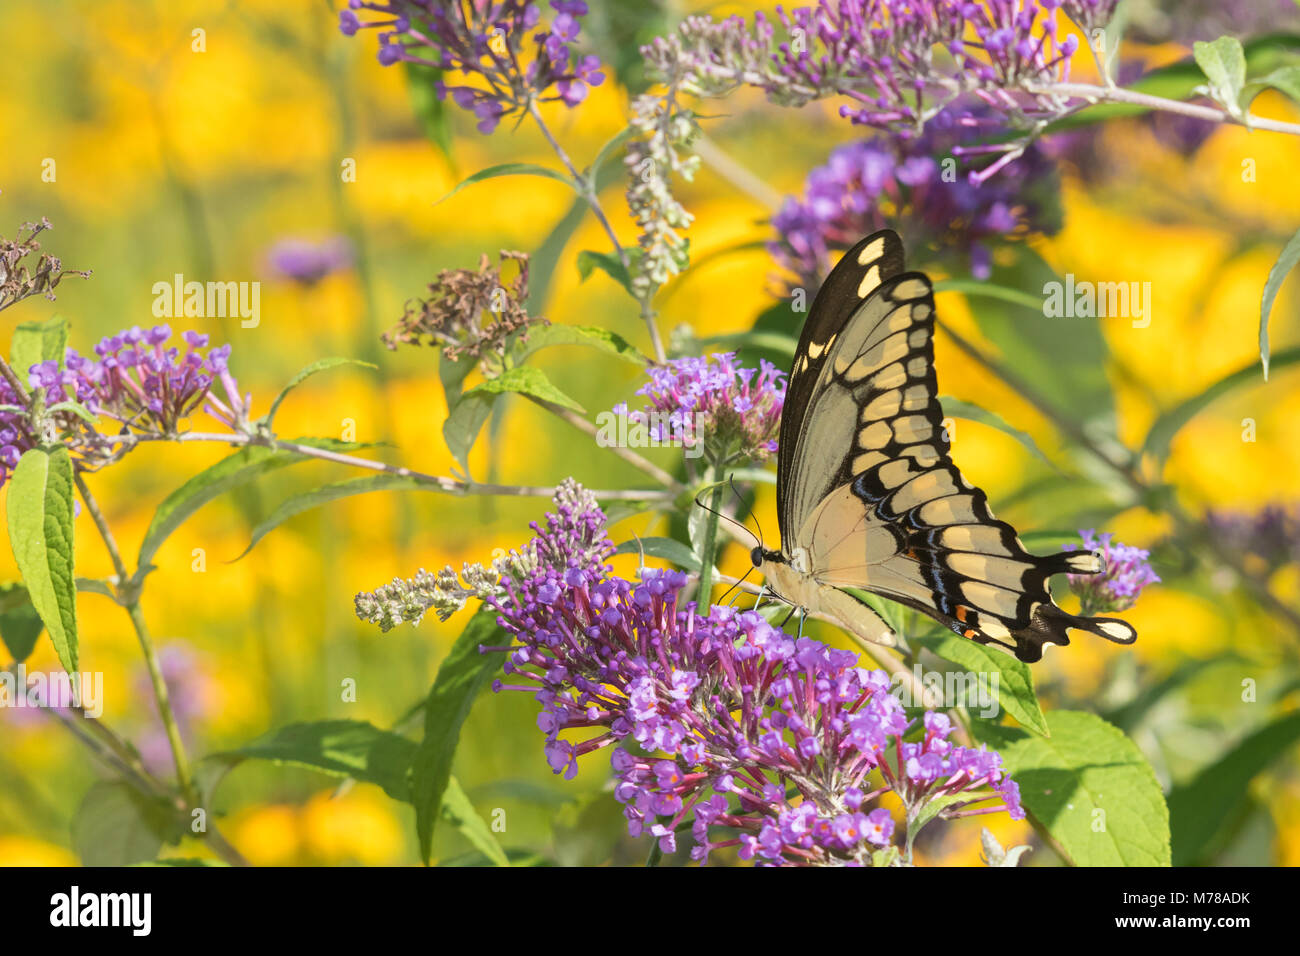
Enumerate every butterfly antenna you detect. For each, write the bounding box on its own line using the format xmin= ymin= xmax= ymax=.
xmin=717 ymin=565 xmax=755 ymax=607
xmin=728 ymin=473 xmax=764 ymax=549
xmin=692 ymin=482 xmax=760 ymax=547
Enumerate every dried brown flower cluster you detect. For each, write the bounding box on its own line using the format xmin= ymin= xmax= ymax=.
xmin=381 ymin=250 xmax=545 ymax=361
xmin=0 ymin=218 xmax=90 ymax=315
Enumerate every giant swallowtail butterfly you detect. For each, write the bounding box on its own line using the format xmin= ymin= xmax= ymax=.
xmin=751 ymin=229 xmax=1137 ymax=663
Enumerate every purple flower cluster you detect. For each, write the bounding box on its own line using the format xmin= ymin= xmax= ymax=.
xmin=62 ymin=326 xmax=248 ymax=435
xmin=614 ymin=353 xmax=786 ymax=466
xmin=266 ymin=236 xmax=354 ymax=285
xmin=771 ymin=107 xmax=1060 ymax=284
xmin=1206 ymin=504 xmax=1300 ymax=572
xmin=0 ymin=325 xmax=248 ymax=489
xmin=338 ymin=1 xmax=605 ymax=132
xmin=1065 ymin=530 xmax=1160 ymax=615
xmin=488 ymin=486 xmax=1024 ymax=866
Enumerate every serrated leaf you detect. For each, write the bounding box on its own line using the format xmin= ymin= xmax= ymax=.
xmin=1168 ymin=711 xmax=1300 ymax=865
xmin=71 ymin=781 xmax=179 ymax=867
xmin=511 ymin=323 xmax=647 ymax=366
xmin=434 ymin=163 xmax=576 ymax=206
xmin=912 ymin=631 xmax=1049 ymax=736
xmin=613 ymin=536 xmax=701 ymax=571
xmin=441 ymin=775 xmax=508 ymax=866
xmin=10 ymin=316 xmax=69 ymax=376
xmin=1194 ymin=36 xmax=1248 ymax=116
xmin=412 ymin=608 xmax=504 ymax=864
xmin=1259 ymin=227 xmax=1300 ymax=380
xmin=974 ymin=710 xmax=1171 ymax=866
xmin=211 ymin=719 xmax=416 ymax=802
xmin=1141 ymin=346 xmax=1300 ymax=461
xmin=6 ymin=447 xmax=77 ymax=672
xmin=576 ymin=249 xmax=634 ymax=296
xmin=263 ymin=357 xmax=376 ymax=427
xmin=940 ymin=396 xmax=1055 ymax=467
xmin=135 ymin=437 xmax=365 ymax=577
xmin=233 ymin=474 xmax=428 ymax=560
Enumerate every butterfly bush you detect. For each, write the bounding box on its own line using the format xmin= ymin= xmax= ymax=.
xmin=626 ymin=0 xmax=1113 ymax=296
xmin=613 ymin=352 xmax=787 ymax=466
xmin=772 ymin=106 xmax=1061 ymax=284
xmin=0 ymin=326 xmax=247 ymax=490
xmin=353 ymin=477 xmax=607 ymax=630
xmin=1206 ymin=505 xmax=1300 ymax=573
xmin=1064 ymin=530 xmax=1160 ymax=615
xmin=487 ymin=484 xmax=1024 ymax=866
xmin=338 ymin=0 xmax=605 ymax=131
xmin=266 ymin=236 xmax=354 ymax=285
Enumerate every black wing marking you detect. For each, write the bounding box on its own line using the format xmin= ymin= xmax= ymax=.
xmin=782 ymin=243 xmax=1138 ymax=663
xmin=776 ymin=229 xmax=906 ymax=541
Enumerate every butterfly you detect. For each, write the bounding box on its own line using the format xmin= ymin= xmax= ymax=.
xmin=751 ymin=229 xmax=1137 ymax=663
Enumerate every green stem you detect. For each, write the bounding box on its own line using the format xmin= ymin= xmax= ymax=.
xmin=645 ymin=840 xmax=664 ymax=867
xmin=693 ymin=471 xmax=724 ymax=608
xmin=73 ymin=473 xmax=198 ymax=807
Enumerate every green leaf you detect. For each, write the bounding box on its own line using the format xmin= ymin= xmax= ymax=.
xmin=933 ymin=278 xmax=1044 ymax=312
xmin=467 ymin=365 xmax=585 ymax=412
xmin=1042 ymin=33 xmax=1300 ymax=131
xmin=44 ymin=400 xmax=99 ymax=426
xmin=1193 ymin=36 xmax=1248 ymax=117
xmin=10 ymin=316 xmax=69 ymax=375
xmin=135 ymin=437 xmax=364 ymax=577
xmin=511 ymin=323 xmax=648 ymax=366
xmin=586 ymin=127 xmax=634 ymax=183
xmin=1141 ymin=345 xmax=1300 ymax=460
xmin=1168 ymin=711 xmax=1300 ymax=865
xmin=134 ymin=858 xmax=229 ymax=867
xmin=444 ymin=367 xmax=584 ymax=474
xmin=405 ymin=61 xmax=454 ymax=165
xmin=434 ymin=163 xmax=576 ymax=206
xmin=1242 ymin=64 xmax=1300 ymax=106
xmin=411 ymin=607 xmax=504 ymax=864
xmin=233 ymin=474 xmax=428 ymax=560
xmin=526 ymin=139 xmax=628 ymax=315
xmin=0 ymin=582 xmax=42 ymax=662
xmin=6 ymin=447 xmax=77 ymax=673
xmin=613 ymin=536 xmax=702 ymax=571
xmin=907 ymin=791 xmax=969 ymax=846
xmin=1259 ymin=227 xmax=1300 ymax=380
xmin=576 ymin=249 xmax=634 ymax=296
xmin=965 ymin=249 xmax=1117 ymax=434
xmin=974 ymin=711 xmax=1171 ymax=866
xmin=441 ymin=775 xmax=508 ymax=866
xmin=71 ymin=781 xmax=180 ymax=867
xmin=939 ymin=396 xmax=1055 ymax=467
xmin=1101 ymin=657 xmax=1230 ymax=732
xmin=912 ymin=632 xmax=1049 ymax=736
xmin=443 ymin=391 xmax=496 ymax=475
xmin=263 ymin=357 xmax=377 ymax=427
xmin=211 ymin=719 xmax=416 ymax=802
xmin=699 ymin=329 xmax=798 ymax=358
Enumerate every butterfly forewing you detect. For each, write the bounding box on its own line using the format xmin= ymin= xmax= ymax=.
xmin=775 ymin=230 xmax=1138 ymax=663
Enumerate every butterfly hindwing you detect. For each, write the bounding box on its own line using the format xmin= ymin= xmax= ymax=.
xmin=777 ymin=231 xmax=1138 ymax=663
